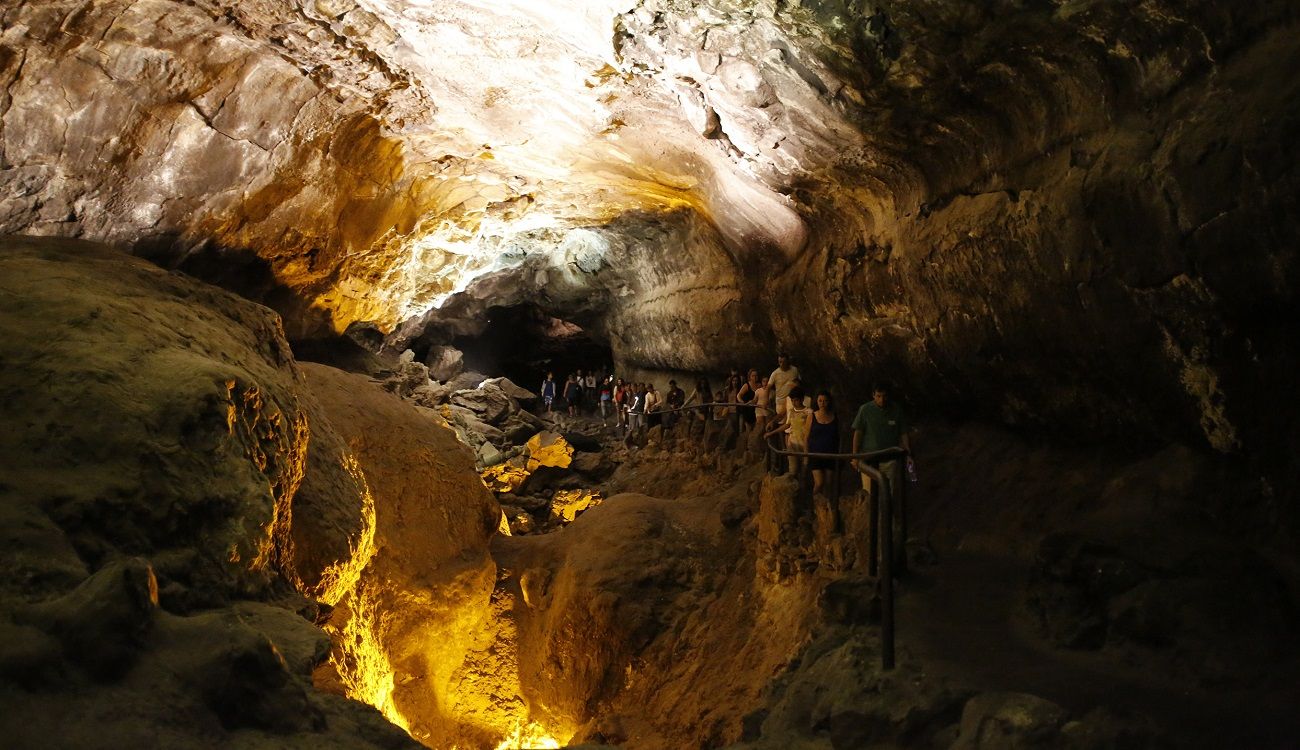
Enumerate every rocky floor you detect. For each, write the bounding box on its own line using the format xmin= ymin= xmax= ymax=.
xmin=902 ymin=553 xmax=1300 ymax=749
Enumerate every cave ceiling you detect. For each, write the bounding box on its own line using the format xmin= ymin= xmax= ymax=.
xmin=3 ymin=0 xmax=840 ymax=327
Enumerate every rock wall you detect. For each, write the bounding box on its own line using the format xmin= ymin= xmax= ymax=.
xmin=301 ymin=362 xmax=504 ymax=748
xmin=0 ymin=235 xmax=420 ymax=748
xmin=0 ymin=235 xmax=305 ymax=606
xmin=773 ymin=15 xmax=1300 ymax=460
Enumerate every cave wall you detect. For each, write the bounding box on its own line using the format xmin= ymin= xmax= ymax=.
xmin=770 ymin=7 xmax=1300 ymax=462
xmin=0 ymin=236 xmax=429 ymax=748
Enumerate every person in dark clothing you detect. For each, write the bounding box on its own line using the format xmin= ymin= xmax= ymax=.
xmin=850 ymin=381 xmax=913 ymax=550
xmin=626 ymin=383 xmax=646 ymax=444
xmin=540 ymin=372 xmax=557 ymax=413
xmin=684 ymin=378 xmax=711 ymax=442
xmin=563 ymin=374 xmax=581 ymax=416
xmin=664 ymin=379 xmax=686 ymax=432
xmin=807 ymin=390 xmax=840 ymax=494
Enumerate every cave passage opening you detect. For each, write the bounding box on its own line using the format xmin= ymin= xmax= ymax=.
xmin=443 ymin=304 xmax=614 ymax=388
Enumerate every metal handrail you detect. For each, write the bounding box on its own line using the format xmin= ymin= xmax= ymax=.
xmin=765 ymin=435 xmax=907 ymax=670
xmin=619 ymin=398 xmax=906 ymax=671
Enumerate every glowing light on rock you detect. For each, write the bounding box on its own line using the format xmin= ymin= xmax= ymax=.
xmin=308 ymin=454 xmax=406 ymax=733
xmin=328 ymin=582 xmax=412 ymax=733
xmin=482 ymin=461 xmax=531 ymax=493
xmin=479 ymin=431 xmax=573 ymax=493
xmin=490 ymin=721 xmax=562 ymax=750
xmin=313 ymin=453 xmax=379 ymax=606
xmin=525 ymin=431 xmax=574 ymax=469
xmin=549 ymin=489 xmax=602 ymax=524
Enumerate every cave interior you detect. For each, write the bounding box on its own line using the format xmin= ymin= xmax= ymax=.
xmin=1 ymin=1 xmax=1299 ymax=749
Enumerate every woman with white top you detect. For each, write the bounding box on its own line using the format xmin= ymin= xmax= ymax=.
xmin=644 ymin=383 xmax=662 ymax=431
xmin=748 ymin=375 xmax=771 ymax=460
xmin=767 ymin=385 xmax=811 ymax=475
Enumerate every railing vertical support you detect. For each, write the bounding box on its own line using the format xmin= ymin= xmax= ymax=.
xmin=897 ymin=465 xmax=909 ymax=576
xmin=832 ymin=465 xmax=842 ymax=531
xmin=868 ymin=477 xmax=879 ymax=579
xmin=879 ymin=471 xmax=895 ymax=670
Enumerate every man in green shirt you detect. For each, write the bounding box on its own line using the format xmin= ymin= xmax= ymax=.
xmin=850 ymin=382 xmax=910 ymax=455
xmin=850 ymin=382 xmax=913 ymax=566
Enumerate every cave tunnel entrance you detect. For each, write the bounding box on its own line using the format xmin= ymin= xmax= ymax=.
xmin=446 ymin=304 xmax=613 ymax=388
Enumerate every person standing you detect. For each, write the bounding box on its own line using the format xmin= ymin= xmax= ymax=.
xmin=644 ymin=383 xmax=662 ymax=431
xmin=626 ymin=383 xmax=646 ymax=441
xmin=723 ymin=371 xmax=744 ymax=448
xmin=599 ymin=375 xmax=613 ymax=425
xmin=749 ymin=373 xmax=772 ymax=460
xmin=807 ymin=391 xmax=840 ymax=494
xmin=584 ymin=370 xmax=598 ymax=414
xmin=707 ymin=388 xmax=730 ymax=453
xmin=767 ymin=353 xmax=800 ymax=424
xmin=850 ymin=381 xmax=913 ymax=557
xmin=613 ymin=378 xmax=629 ymax=434
xmin=563 ymin=374 xmax=581 ymax=417
xmin=736 ymin=368 xmax=760 ymax=439
xmin=665 ymin=379 xmax=686 ymax=433
xmin=767 ymin=385 xmax=811 ymax=474
xmin=684 ymin=377 xmax=711 ymax=443
xmin=540 ymin=372 xmax=557 ymax=414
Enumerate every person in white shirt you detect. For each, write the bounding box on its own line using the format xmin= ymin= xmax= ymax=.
xmin=644 ymin=383 xmax=662 ymax=431
xmin=766 ymin=385 xmax=811 ymax=474
xmin=767 ymin=353 xmax=800 ymax=421
xmin=583 ymin=371 xmax=598 ymax=414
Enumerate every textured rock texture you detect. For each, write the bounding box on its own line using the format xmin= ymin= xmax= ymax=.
xmin=301 ymin=362 xmax=507 ymax=748
xmin=0 ymin=236 xmax=420 ymax=749
xmin=0 ymin=235 xmax=306 ymax=606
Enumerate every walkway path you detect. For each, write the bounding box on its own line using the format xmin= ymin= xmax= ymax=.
xmin=898 ymin=553 xmax=1300 ymax=748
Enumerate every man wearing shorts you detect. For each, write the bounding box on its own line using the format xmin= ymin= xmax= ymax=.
xmin=767 ymin=353 xmax=800 ymax=421
xmin=540 ymin=372 xmax=557 ymax=413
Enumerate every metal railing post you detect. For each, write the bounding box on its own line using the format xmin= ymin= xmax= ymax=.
xmin=752 ymin=431 xmax=903 ymax=671
xmin=879 ymin=468 xmax=895 ymax=670
xmin=868 ymin=476 xmax=879 ymax=578
xmin=897 ymin=464 xmax=909 ymax=576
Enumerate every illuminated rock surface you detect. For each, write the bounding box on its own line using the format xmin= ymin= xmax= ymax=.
xmin=2 ymin=0 xmax=1300 ymax=747
xmin=0 ymin=237 xmax=418 ymax=748
xmin=301 ymin=362 xmax=504 ymax=747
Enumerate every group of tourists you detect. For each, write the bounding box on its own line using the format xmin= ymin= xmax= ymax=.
xmin=539 ymin=354 xmax=913 ymax=499
xmin=539 ymin=368 xmax=618 ymax=420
